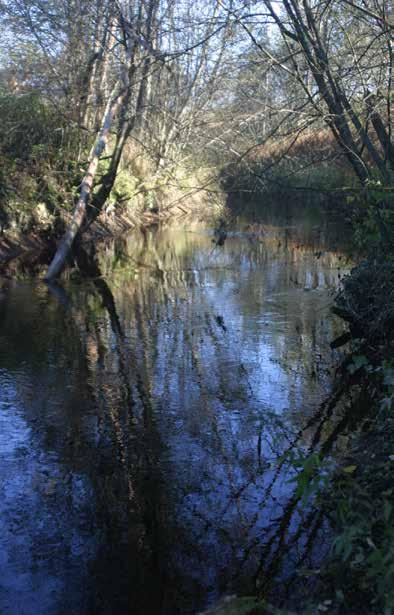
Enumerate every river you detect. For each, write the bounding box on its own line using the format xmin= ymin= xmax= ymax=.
xmin=0 ymin=206 xmax=351 ymax=614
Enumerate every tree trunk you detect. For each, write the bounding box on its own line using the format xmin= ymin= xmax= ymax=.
xmin=45 ymin=83 xmax=125 ymax=281
xmin=365 ymin=92 xmax=394 ymax=170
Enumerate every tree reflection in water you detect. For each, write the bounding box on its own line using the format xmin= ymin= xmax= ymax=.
xmin=0 ymin=220 xmax=352 ymax=614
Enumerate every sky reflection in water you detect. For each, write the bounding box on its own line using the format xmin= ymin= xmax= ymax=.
xmin=0 ymin=216 xmax=350 ymax=614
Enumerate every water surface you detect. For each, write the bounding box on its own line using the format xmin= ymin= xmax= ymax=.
xmin=0 ymin=214 xmax=350 ymax=614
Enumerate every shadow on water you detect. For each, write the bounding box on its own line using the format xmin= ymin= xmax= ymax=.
xmin=0 ymin=208 xmax=354 ymax=614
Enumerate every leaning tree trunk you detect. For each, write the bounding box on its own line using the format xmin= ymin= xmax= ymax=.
xmin=45 ymin=83 xmax=126 ymax=281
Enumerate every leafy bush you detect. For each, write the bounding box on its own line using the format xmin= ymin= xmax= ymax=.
xmin=0 ymin=91 xmax=80 ymax=233
xmin=318 ymin=416 xmax=394 ymax=614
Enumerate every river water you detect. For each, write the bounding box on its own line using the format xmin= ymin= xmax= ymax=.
xmin=0 ymin=208 xmax=351 ymax=614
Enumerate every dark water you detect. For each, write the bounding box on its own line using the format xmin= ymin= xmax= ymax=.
xmin=0 ymin=213 xmax=350 ymax=614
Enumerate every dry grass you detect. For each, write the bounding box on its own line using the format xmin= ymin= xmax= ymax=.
xmin=248 ymin=129 xmax=344 ymax=169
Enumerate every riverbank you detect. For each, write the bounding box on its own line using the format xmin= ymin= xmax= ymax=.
xmin=220 ymin=130 xmax=355 ymax=213
xmin=0 ymin=164 xmax=223 ymax=276
xmin=0 ymin=94 xmax=223 ymax=275
xmin=201 ymin=253 xmax=394 ymax=615
xmin=313 ymin=256 xmax=394 ymax=614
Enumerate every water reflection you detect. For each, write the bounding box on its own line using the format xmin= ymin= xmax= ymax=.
xmin=0 ymin=220 xmax=350 ymax=614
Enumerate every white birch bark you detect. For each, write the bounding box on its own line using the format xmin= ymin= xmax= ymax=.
xmin=45 ymin=83 xmax=126 ymax=281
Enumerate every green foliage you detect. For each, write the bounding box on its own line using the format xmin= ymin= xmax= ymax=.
xmin=278 ymin=422 xmax=394 ymax=614
xmin=0 ymin=91 xmax=80 ymax=232
xmin=316 ymin=257 xmax=394 ymax=610
xmin=284 ymin=451 xmax=330 ymax=503
xmin=319 ymin=420 xmax=394 ymax=615
xmin=276 ymin=254 xmax=394 ymax=615
xmin=0 ymin=91 xmax=62 ymax=162
xmin=348 ymin=182 xmax=394 ymax=251
xmin=334 ymin=259 xmax=394 ymax=343
xmin=110 ymin=169 xmax=139 ymax=205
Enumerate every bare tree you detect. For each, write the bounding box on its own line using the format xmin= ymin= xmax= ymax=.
xmin=232 ymin=0 xmax=393 ymax=184
xmin=41 ymin=0 xmax=233 ymax=279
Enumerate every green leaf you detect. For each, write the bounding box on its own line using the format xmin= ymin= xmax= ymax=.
xmin=343 ymin=465 xmax=357 ymax=474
